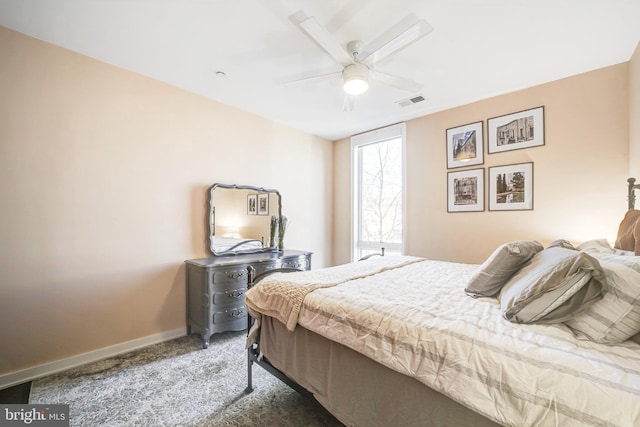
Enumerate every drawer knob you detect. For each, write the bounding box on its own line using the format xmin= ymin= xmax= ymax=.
xmin=228 ymin=290 xmax=245 ymax=299
xmin=283 ymin=261 xmax=303 ymax=268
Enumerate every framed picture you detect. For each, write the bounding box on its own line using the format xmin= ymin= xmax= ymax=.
xmin=487 ymin=106 xmax=544 ymax=153
xmin=447 ymin=168 xmax=485 ymax=212
xmin=488 ymin=162 xmax=533 ymax=211
xmin=247 ymin=194 xmax=257 ymax=215
xmin=257 ymin=193 xmax=269 ymax=215
xmin=446 ymin=121 xmax=484 ymax=169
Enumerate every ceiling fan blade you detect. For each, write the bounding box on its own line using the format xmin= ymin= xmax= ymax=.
xmin=290 ymin=11 xmax=354 ymax=67
xmin=361 ymin=13 xmax=433 ymax=68
xmin=370 ymin=70 xmax=423 ymax=93
xmin=281 ymin=71 xmax=342 ymax=87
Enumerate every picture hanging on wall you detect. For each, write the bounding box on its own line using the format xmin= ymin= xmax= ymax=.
xmin=487 ymin=106 xmax=544 ymax=153
xmin=447 ymin=168 xmax=485 ymax=212
xmin=488 ymin=162 xmax=534 ymax=211
xmin=257 ymin=193 xmax=269 ymax=215
xmin=446 ymin=121 xmax=484 ymax=169
xmin=247 ymin=194 xmax=257 ymax=215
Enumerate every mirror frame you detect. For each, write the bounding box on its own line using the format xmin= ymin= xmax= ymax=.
xmin=207 ymin=183 xmax=282 ymax=256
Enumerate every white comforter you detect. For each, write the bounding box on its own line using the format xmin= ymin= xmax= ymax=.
xmin=295 ymin=258 xmax=640 ymax=427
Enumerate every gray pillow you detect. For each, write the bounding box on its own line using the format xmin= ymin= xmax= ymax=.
xmin=465 ymin=240 xmax=544 ymax=298
xmin=565 ymin=254 xmax=640 ymax=344
xmin=500 ymin=247 xmax=606 ymax=324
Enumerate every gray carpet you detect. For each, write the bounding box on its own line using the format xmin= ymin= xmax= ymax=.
xmin=30 ymin=331 xmax=344 ymax=426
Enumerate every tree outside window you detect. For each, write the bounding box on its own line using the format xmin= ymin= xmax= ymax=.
xmin=352 ymin=124 xmax=405 ymax=260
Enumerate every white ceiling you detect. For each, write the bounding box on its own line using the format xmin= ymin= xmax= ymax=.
xmin=1 ymin=0 xmax=639 ymax=141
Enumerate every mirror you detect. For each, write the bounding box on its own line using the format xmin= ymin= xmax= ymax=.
xmin=208 ymin=183 xmax=282 ymax=256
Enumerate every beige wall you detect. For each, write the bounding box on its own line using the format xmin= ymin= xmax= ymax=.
xmin=630 ymin=41 xmax=640 ymax=178
xmin=0 ymin=27 xmax=333 ymax=377
xmin=333 ymin=63 xmax=630 ymax=265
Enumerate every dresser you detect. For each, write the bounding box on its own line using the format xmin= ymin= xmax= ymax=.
xmin=185 ymin=250 xmax=312 ymax=348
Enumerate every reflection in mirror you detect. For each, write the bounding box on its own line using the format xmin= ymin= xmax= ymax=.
xmin=208 ymin=183 xmax=282 ymax=256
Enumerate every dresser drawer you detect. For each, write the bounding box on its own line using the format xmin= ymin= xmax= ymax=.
xmin=253 ymin=263 xmax=278 ymax=276
xmin=211 ymin=268 xmax=247 ymax=285
xmin=212 ymin=287 xmax=246 ymax=306
xmin=212 ymin=306 xmax=247 ymax=326
xmin=281 ymin=256 xmax=309 ymax=270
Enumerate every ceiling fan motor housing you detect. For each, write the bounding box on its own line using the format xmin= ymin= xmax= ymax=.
xmin=343 ymin=62 xmax=369 ymax=95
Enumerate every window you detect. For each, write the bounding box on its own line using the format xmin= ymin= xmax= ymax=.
xmin=351 ymin=123 xmax=405 ymax=261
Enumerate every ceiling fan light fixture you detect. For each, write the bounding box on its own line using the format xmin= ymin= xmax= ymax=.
xmin=343 ymin=63 xmax=369 ymax=95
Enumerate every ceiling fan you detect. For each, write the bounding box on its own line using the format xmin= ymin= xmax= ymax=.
xmin=285 ymin=11 xmax=433 ymax=109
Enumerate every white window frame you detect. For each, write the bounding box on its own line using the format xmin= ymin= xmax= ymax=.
xmin=350 ymin=123 xmax=406 ymax=261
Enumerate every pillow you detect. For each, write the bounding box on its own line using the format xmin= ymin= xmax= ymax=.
xmin=499 ymin=247 xmax=606 ymax=324
xmin=578 ymin=239 xmax=635 ymax=256
xmin=465 ymin=240 xmax=544 ymax=298
xmin=547 ymin=239 xmax=577 ymax=250
xmin=565 ymin=254 xmax=640 ymax=344
xmin=614 ymin=209 xmax=640 ymax=255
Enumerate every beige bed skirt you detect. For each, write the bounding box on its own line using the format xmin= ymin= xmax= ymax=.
xmin=259 ymin=316 xmax=501 ymax=427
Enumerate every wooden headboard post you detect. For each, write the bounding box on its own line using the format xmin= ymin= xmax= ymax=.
xmin=628 ymin=177 xmax=639 ymax=210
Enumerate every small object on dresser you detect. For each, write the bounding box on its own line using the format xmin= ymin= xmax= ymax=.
xmin=269 ymin=215 xmax=279 ymax=248
xmin=278 ymin=215 xmax=288 ymax=250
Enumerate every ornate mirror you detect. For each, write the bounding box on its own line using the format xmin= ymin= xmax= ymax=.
xmin=208 ymin=183 xmax=282 ymax=256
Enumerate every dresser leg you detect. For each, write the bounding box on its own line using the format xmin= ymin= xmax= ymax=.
xmin=202 ymin=331 xmax=211 ymax=349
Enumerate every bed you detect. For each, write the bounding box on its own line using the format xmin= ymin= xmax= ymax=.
xmin=243 ymin=178 xmax=640 ymax=427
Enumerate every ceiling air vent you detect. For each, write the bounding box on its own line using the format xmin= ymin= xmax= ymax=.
xmin=396 ymin=95 xmax=426 ymax=108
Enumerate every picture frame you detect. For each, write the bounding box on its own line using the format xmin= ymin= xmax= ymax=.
xmin=447 ymin=168 xmax=485 ymax=212
xmin=446 ymin=121 xmax=484 ymax=169
xmin=257 ymin=193 xmax=269 ymax=216
xmin=488 ymin=162 xmax=533 ymax=211
xmin=247 ymin=194 xmax=257 ymax=215
xmin=487 ymin=106 xmax=544 ymax=154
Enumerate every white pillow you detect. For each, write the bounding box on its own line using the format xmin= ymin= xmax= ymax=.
xmin=577 ymin=239 xmax=635 ymax=256
xmin=500 ymin=247 xmax=606 ymax=324
xmin=565 ymin=254 xmax=640 ymax=344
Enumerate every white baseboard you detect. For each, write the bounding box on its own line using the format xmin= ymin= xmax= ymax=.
xmin=0 ymin=327 xmax=187 ymax=390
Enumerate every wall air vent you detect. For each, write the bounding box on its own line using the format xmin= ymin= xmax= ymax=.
xmin=395 ymin=95 xmax=426 ymax=107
